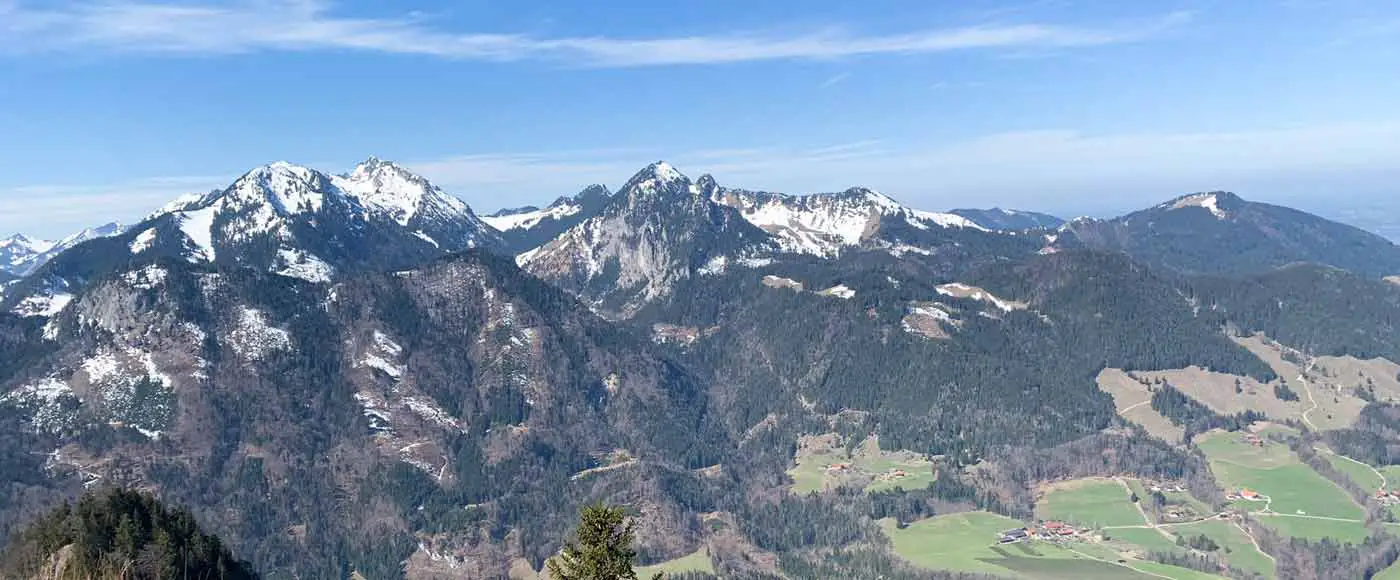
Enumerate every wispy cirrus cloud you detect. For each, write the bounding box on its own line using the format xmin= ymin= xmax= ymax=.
xmin=0 ymin=0 xmax=1192 ymax=66
xmin=819 ymin=72 xmax=851 ymax=88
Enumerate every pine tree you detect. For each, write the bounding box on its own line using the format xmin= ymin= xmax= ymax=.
xmin=547 ymin=503 xmax=660 ymax=580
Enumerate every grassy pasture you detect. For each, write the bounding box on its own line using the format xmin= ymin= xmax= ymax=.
xmin=1103 ymin=527 xmax=1179 ymax=553
xmin=1377 ymin=559 xmax=1400 ymax=580
xmin=1168 ymin=520 xmax=1275 ymax=578
xmin=1038 ymin=479 xmax=1145 ymax=528
xmin=1128 ymin=561 xmax=1229 ymax=579
xmin=1252 ymin=515 xmax=1370 ymax=544
xmin=634 ymin=547 xmax=714 ymax=577
xmin=1197 ymin=431 xmax=1363 ymax=522
xmin=883 ymin=512 xmax=1226 ymax=579
xmin=881 ymin=512 xmax=1027 ymax=575
xmin=787 ymin=434 xmax=935 ymax=495
xmin=1322 ymin=450 xmax=1385 ymax=491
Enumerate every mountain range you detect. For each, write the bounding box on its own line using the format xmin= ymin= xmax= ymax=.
xmin=483 ymin=184 xmax=612 ymax=252
xmin=948 ymin=207 xmax=1065 ymax=231
xmin=2 ymin=158 xmax=1400 ymax=579
xmin=1057 ymin=191 xmax=1400 ymax=277
xmin=0 ymin=223 xmax=125 ymax=277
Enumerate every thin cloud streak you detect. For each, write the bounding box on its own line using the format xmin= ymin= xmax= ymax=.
xmin=0 ymin=1 xmax=1193 ymax=66
xmin=820 ymin=72 xmax=851 ymax=88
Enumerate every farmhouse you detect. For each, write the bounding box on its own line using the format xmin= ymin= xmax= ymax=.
xmin=997 ymin=528 xmax=1029 ymax=543
xmin=1374 ymin=490 xmax=1400 ymax=506
xmin=1239 ymin=488 xmax=1261 ymax=500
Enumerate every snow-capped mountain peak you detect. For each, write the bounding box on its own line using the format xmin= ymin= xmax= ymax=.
xmin=17 ymin=157 xmax=503 ymax=287
xmin=1 ymin=224 xmax=126 ymax=276
xmin=1 ymin=234 xmax=56 ymax=274
xmin=483 ymin=184 xmax=615 ymax=253
xmin=56 ymin=222 xmax=126 ymax=247
xmin=484 ymin=197 xmax=584 ymax=232
xmin=621 ymin=161 xmax=691 ymax=198
xmin=643 ymin=160 xmax=684 ymax=183
xmin=333 ymin=156 xmax=469 ymax=227
xmin=1 ymin=234 xmax=55 ymax=255
xmin=227 ymin=161 xmax=332 ymax=216
xmin=709 ymin=182 xmax=984 ymax=256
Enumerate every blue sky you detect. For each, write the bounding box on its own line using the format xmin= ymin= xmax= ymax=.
xmin=2 ymin=0 xmax=1399 ymax=238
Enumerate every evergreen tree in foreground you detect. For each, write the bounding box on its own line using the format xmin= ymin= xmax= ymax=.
xmin=548 ymin=503 xmax=661 ymax=580
xmin=1 ymin=488 xmax=258 ymax=580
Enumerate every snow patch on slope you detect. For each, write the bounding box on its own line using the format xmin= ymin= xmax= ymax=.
xmin=275 ymin=248 xmax=334 ymax=283
xmin=716 ymin=187 xmax=984 ymax=257
xmin=403 ymin=397 xmax=463 ymax=432
xmin=353 ymin=392 xmax=394 ymax=431
xmin=122 ymin=265 xmax=168 ymax=290
xmin=935 ymin=283 xmax=1025 ymax=312
xmin=129 ymin=227 xmax=158 ymax=253
xmin=413 ymin=231 xmax=439 ymax=248
xmin=14 ymin=293 xmax=73 ymax=317
xmin=228 ymin=307 xmax=292 ymax=361
xmin=359 ymin=330 xmax=405 ymax=380
xmin=483 ymin=202 xmax=583 ymax=231
xmin=2 ymin=377 xmax=81 ymax=434
xmin=5 ymin=378 xmax=74 ymax=403
xmin=818 ymin=284 xmax=855 ymax=299
xmin=178 ymin=206 xmax=218 ymax=262
xmin=1170 ymin=193 xmax=1228 ymax=219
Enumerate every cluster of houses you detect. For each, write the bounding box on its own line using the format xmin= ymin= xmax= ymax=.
xmin=1226 ymin=488 xmax=1263 ymax=501
xmin=650 ymin=323 xmax=719 ymax=346
xmin=1146 ymin=481 xmax=1187 ymax=494
xmin=997 ymin=521 xmax=1090 ymax=544
xmin=1374 ymin=489 xmax=1400 ymax=505
xmin=1241 ymin=433 xmax=1265 ymax=447
xmin=824 ymin=463 xmax=908 ymax=482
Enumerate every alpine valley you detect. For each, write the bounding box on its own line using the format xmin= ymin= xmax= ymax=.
xmin=4 ymin=158 xmax=1400 ymax=580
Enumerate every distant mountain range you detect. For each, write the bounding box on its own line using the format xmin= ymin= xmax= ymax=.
xmin=1057 ymin=191 xmax=1400 ymax=277
xmin=0 ymin=223 xmax=125 ymax=277
xmin=949 ymin=208 xmax=1065 ymax=231
xmin=483 ymin=184 xmax=612 ymax=252
xmin=3 ymin=157 xmax=1400 ymax=578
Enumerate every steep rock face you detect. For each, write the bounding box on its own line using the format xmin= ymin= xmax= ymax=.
xmin=1059 ymin=192 xmax=1400 ymax=278
xmin=0 ymin=252 xmax=724 ymax=577
xmin=485 ymin=184 xmax=612 ymax=253
xmin=521 ymin=162 xmax=777 ymax=318
xmin=1 ymin=158 xmax=504 ymax=319
xmin=710 ymin=183 xmax=985 ymax=257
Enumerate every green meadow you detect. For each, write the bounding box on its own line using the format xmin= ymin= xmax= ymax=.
xmin=1198 ymin=431 xmax=1363 ymax=523
xmin=1038 ymin=480 xmax=1145 ymax=528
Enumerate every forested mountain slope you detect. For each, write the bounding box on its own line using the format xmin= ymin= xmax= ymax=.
xmin=4 ymin=161 xmax=1400 ymax=578
xmin=1060 ymin=192 xmax=1400 ymax=278
xmin=1189 ymin=264 xmax=1400 ymax=362
xmin=0 ymin=251 xmax=729 ymax=577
